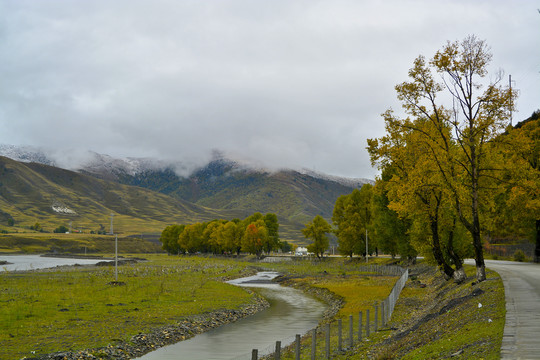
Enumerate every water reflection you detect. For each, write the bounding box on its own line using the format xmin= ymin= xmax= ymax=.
xmin=138 ymin=271 xmax=326 ymax=360
xmin=0 ymin=255 xmax=105 ymax=272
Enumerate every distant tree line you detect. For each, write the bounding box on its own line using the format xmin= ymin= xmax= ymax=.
xmin=302 ymin=184 xmax=416 ymax=262
xmin=159 ymin=212 xmax=290 ymax=257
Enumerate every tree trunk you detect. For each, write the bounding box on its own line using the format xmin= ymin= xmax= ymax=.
xmin=429 ymin=216 xmax=454 ymax=279
xmin=453 ymin=266 xmax=466 ymax=283
xmin=470 ymin=146 xmax=486 ymax=282
xmin=471 ymin=215 xmax=486 ymax=282
xmin=447 ymin=222 xmax=466 ymax=284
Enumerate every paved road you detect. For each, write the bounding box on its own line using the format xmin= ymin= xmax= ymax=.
xmin=466 ymin=260 xmax=540 ymax=359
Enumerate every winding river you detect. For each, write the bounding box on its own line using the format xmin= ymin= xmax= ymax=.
xmin=137 ymin=271 xmax=327 ymax=360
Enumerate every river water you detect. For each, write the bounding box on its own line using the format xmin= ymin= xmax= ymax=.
xmin=137 ymin=271 xmax=327 ymax=360
xmin=0 ymin=254 xmax=105 ymax=271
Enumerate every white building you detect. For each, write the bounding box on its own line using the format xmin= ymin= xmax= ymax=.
xmin=295 ymin=246 xmax=308 ymax=256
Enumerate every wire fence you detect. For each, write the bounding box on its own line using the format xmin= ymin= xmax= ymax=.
xmin=235 ymin=266 xmax=409 ymax=360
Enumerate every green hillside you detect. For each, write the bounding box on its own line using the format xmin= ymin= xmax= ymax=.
xmin=0 ymin=155 xmax=368 ymax=249
xmin=0 ymin=156 xmax=241 ymax=236
xmin=116 ymin=159 xmax=365 ymax=230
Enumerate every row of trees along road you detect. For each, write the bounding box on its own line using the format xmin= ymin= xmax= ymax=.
xmin=302 ymin=36 xmax=538 ymax=284
xmin=160 ymin=212 xmax=283 ymax=258
xmin=365 ymin=35 xmax=538 ymax=282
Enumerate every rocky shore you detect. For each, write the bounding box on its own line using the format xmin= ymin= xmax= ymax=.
xmin=28 ymin=293 xmax=269 ymax=360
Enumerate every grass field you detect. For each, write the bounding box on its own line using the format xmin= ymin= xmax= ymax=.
xmin=0 ymin=255 xmax=256 ymax=359
xmin=0 ymin=255 xmax=506 ymax=360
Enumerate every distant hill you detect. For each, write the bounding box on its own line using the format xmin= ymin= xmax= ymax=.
xmin=83 ymin=157 xmax=371 ymax=229
xmin=0 ymin=147 xmax=372 ymax=243
xmin=0 ymin=156 xmax=240 ymax=236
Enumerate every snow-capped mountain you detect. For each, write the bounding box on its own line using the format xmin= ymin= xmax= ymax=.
xmin=0 ymin=144 xmax=373 ymax=187
xmin=0 ymin=144 xmax=56 ymax=166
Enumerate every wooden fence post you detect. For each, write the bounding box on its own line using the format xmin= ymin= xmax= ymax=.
xmin=349 ymin=314 xmax=353 ymax=348
xmin=275 ymin=341 xmax=281 ymax=360
xmin=326 ymin=323 xmax=330 ymax=359
xmin=358 ymin=311 xmax=363 ymax=341
xmin=381 ymin=300 xmax=386 ymax=327
xmin=374 ymin=304 xmax=378 ymax=332
xmin=252 ymin=349 xmax=258 ymax=360
xmin=366 ymin=309 xmax=370 ymax=337
xmin=338 ymin=318 xmax=342 ymax=351
xmin=295 ymin=334 xmax=301 ymax=360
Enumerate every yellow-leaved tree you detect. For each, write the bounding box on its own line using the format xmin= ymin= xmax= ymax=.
xmin=368 ymin=35 xmax=516 ymax=282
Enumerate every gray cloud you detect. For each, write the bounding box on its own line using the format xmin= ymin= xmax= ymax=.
xmin=0 ymin=0 xmax=538 ymax=179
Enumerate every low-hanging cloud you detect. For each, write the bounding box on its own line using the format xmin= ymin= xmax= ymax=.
xmin=0 ymin=0 xmax=538 ymax=179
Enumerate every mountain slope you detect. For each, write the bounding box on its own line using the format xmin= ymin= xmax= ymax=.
xmin=106 ymin=158 xmax=370 ymax=227
xmin=0 ymin=147 xmax=373 ymax=243
xmin=0 ymin=156 xmax=241 ymax=235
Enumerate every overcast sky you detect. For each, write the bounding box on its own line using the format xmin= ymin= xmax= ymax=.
xmin=0 ymin=0 xmax=538 ymax=179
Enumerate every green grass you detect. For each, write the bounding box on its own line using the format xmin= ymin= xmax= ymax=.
xmin=0 ymin=232 xmax=163 ymax=254
xmin=0 ymin=255 xmax=256 ymax=359
xmin=258 ymin=259 xmax=505 ymax=360
xmin=0 ymin=256 xmax=506 ymax=360
xmin=260 ymin=257 xmax=399 ymax=360
xmin=365 ymin=264 xmax=506 ymax=360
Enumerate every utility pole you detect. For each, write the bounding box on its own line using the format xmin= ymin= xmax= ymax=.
xmin=365 ymin=229 xmax=368 ymax=263
xmin=115 ymin=234 xmax=118 ymax=282
xmin=509 ymin=74 xmax=513 ymax=126
xmin=109 ymin=213 xmax=114 ymax=235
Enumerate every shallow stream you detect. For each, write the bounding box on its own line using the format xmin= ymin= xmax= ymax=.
xmin=137 ymin=271 xmax=327 ymax=360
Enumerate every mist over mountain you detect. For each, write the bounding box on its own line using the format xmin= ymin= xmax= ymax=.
xmin=0 ymin=144 xmax=373 ymax=241
xmin=0 ymin=144 xmax=56 ymax=167
xmin=0 ymin=144 xmax=372 ymax=186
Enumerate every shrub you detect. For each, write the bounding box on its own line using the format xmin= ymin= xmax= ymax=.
xmin=54 ymin=225 xmax=69 ymax=233
xmin=513 ymin=249 xmax=526 ymax=262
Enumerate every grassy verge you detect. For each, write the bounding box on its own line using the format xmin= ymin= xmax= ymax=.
xmin=0 ymin=255 xmax=256 ymax=359
xmin=332 ymin=263 xmax=506 ymax=360
xmin=256 ymin=258 xmax=505 ymax=360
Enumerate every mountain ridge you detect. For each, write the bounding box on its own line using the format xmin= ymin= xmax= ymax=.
xmin=0 ymin=144 xmax=372 ymax=186
xmin=0 ymin=146 xmax=372 ymax=243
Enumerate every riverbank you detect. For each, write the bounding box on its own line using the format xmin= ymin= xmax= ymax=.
xmin=31 ymin=294 xmax=269 ymax=360
xmin=274 ymin=274 xmax=344 ymax=322
xmin=1 ymin=255 xmax=261 ymax=360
